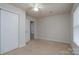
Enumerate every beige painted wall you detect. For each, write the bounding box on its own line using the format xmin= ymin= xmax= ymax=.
xmin=37 ymin=14 xmax=71 ymax=43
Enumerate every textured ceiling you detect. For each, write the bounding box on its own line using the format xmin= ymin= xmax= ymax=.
xmin=11 ymin=3 xmax=73 ymax=18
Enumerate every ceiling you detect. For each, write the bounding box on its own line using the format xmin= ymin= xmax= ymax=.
xmin=11 ymin=3 xmax=73 ymax=18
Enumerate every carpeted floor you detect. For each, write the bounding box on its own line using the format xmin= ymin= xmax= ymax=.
xmin=4 ymin=39 xmax=73 ymax=55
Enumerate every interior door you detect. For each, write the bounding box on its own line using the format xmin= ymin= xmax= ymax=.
xmin=30 ymin=21 xmax=34 ymax=40
xmin=1 ymin=9 xmax=18 ymax=54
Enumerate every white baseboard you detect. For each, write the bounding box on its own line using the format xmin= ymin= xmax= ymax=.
xmin=71 ymin=42 xmax=79 ymax=55
xmin=37 ymin=37 xmax=71 ymax=44
xmin=19 ymin=43 xmax=26 ymax=48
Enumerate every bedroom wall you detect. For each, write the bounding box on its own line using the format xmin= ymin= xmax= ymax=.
xmin=37 ymin=14 xmax=71 ymax=43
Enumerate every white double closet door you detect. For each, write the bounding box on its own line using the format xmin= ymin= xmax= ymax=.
xmin=0 ymin=9 xmax=18 ymax=54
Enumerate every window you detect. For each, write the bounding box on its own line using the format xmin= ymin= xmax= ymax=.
xmin=73 ymin=5 xmax=79 ymax=46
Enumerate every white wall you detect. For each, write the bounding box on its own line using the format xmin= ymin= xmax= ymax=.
xmin=37 ymin=14 xmax=71 ymax=43
xmin=25 ymin=16 xmax=30 ymax=42
xmin=0 ymin=3 xmax=29 ymax=48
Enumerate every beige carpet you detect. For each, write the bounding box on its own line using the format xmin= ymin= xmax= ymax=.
xmin=4 ymin=39 xmax=73 ymax=55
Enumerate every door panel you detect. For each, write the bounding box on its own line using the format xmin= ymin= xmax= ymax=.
xmin=1 ymin=9 xmax=18 ymax=54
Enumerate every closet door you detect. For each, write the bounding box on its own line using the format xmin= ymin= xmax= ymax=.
xmin=1 ymin=9 xmax=18 ymax=54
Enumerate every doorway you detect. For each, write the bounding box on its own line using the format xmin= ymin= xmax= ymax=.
xmin=30 ymin=21 xmax=34 ymax=40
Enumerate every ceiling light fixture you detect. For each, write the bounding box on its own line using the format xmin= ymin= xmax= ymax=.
xmin=33 ymin=4 xmax=39 ymax=12
xmin=33 ymin=7 xmax=39 ymax=12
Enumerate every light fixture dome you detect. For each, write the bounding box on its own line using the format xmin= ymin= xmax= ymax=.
xmin=33 ymin=7 xmax=39 ymax=11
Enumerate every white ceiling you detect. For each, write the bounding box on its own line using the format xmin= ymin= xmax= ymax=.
xmin=11 ymin=3 xmax=73 ymax=18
